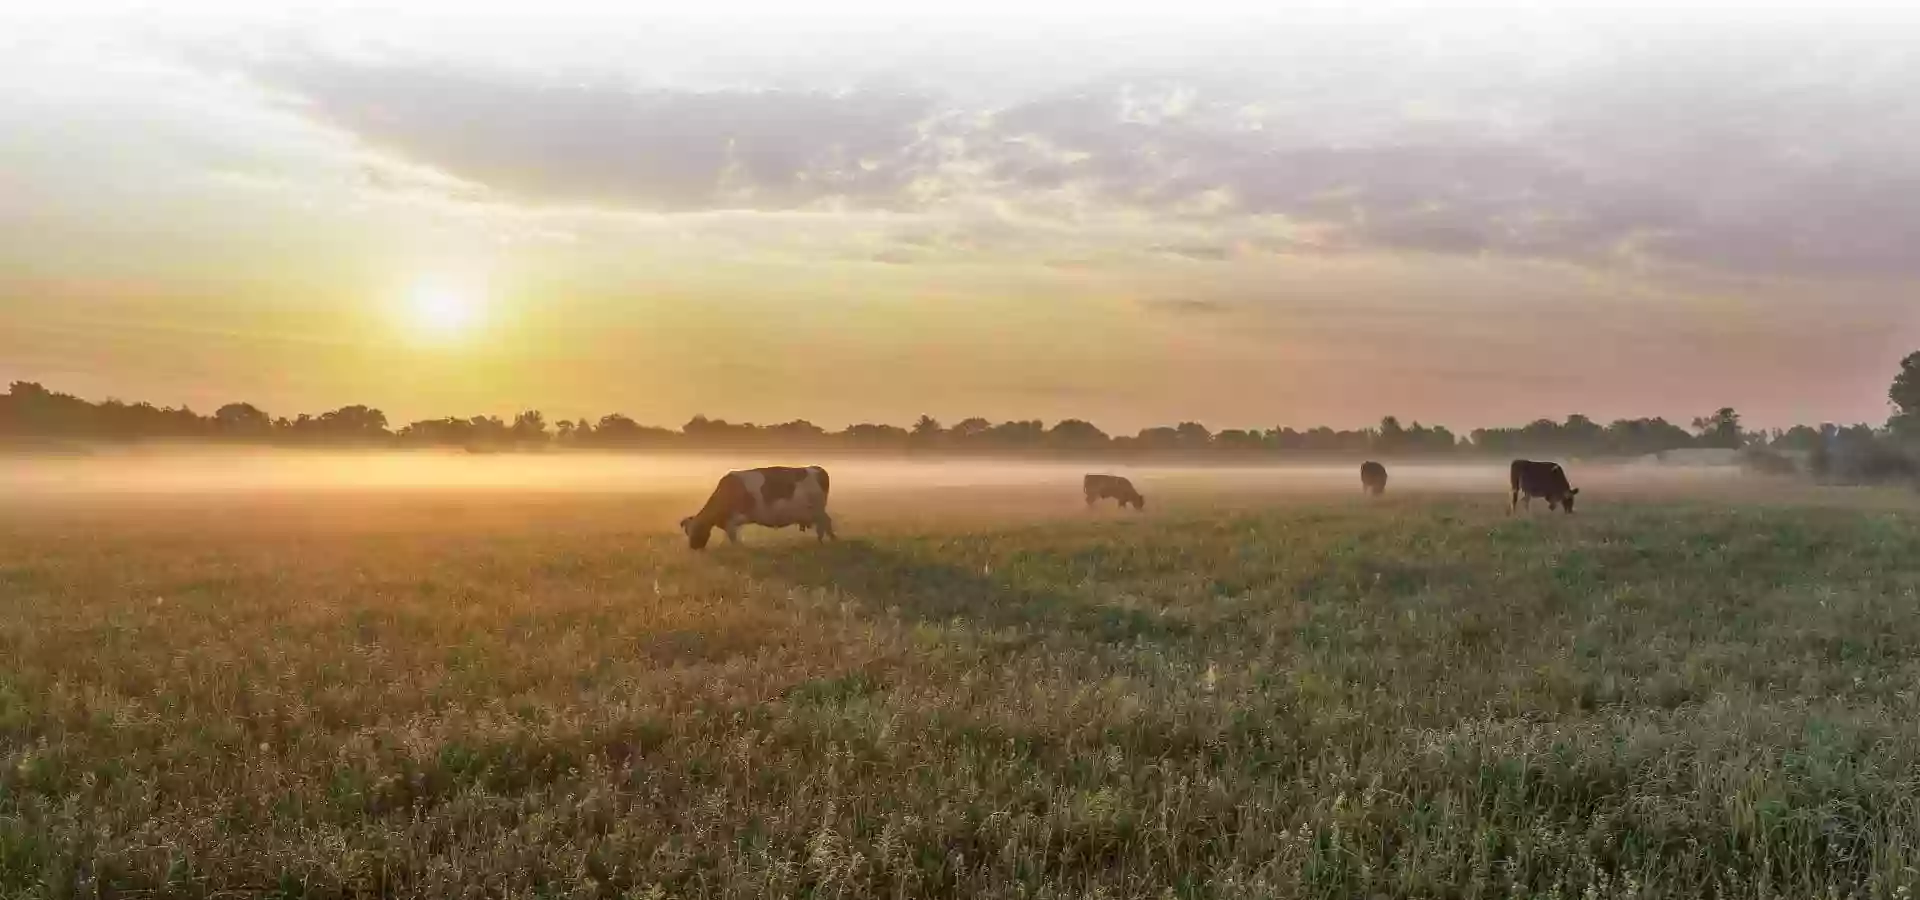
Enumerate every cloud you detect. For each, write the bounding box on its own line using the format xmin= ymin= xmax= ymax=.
xmin=209 ymin=26 xmax=1920 ymax=281
xmin=1148 ymin=243 xmax=1232 ymax=262
xmin=1138 ymin=297 xmax=1233 ymax=316
xmin=256 ymin=56 xmax=941 ymax=211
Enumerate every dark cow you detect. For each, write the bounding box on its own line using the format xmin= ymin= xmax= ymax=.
xmin=1360 ymin=461 xmax=1388 ymax=496
xmin=680 ymin=465 xmax=835 ymax=549
xmin=1084 ymin=474 xmax=1145 ymax=510
xmin=1510 ymin=459 xmax=1579 ymax=514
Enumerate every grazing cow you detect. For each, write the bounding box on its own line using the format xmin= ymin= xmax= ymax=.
xmin=680 ymin=465 xmax=835 ymax=549
xmin=1360 ymin=461 xmax=1389 ymax=496
xmin=1084 ymin=474 xmax=1145 ymax=510
xmin=1510 ymin=459 xmax=1580 ymax=514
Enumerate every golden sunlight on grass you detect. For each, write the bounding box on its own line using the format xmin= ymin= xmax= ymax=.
xmin=4 ymin=468 xmax=1920 ymax=896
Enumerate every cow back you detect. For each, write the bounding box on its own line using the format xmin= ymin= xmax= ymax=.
xmin=1511 ymin=460 xmax=1572 ymax=495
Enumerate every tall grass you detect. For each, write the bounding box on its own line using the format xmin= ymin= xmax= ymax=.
xmin=3 ymin=491 xmax=1920 ymax=897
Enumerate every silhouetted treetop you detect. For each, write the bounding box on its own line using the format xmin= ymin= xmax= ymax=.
xmin=4 ymin=364 xmax=1916 ymax=467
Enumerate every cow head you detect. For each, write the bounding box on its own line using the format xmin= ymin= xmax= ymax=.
xmin=1561 ymin=487 xmax=1580 ymax=513
xmin=1131 ymin=493 xmax=1147 ymax=510
xmin=680 ymin=516 xmax=715 ymax=549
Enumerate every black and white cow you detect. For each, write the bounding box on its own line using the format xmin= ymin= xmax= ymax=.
xmin=1083 ymin=473 xmax=1145 ymax=510
xmin=1360 ymin=461 xmax=1388 ymax=496
xmin=680 ymin=466 xmax=835 ymax=549
xmin=1509 ymin=459 xmax=1579 ymax=514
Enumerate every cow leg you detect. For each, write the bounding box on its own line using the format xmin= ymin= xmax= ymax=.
xmin=814 ymin=513 xmax=837 ymax=542
xmin=723 ymin=517 xmax=743 ymax=544
xmin=1509 ymin=489 xmax=1519 ymax=515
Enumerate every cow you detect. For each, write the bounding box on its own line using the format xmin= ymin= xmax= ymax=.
xmin=1084 ymin=474 xmax=1145 ymax=510
xmin=1360 ymin=461 xmax=1388 ymax=496
xmin=1509 ymin=459 xmax=1579 ymax=514
xmin=680 ymin=465 xmax=835 ymax=549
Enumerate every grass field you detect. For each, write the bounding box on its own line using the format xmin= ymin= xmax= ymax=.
xmin=4 ymin=458 xmax=1920 ymax=898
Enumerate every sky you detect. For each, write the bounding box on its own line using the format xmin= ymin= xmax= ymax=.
xmin=2 ymin=0 xmax=1917 ymax=432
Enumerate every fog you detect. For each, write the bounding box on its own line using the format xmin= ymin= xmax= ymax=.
xmin=0 ymin=445 xmax=1752 ymax=500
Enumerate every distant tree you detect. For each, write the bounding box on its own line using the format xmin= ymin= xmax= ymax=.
xmin=1401 ymin=421 xmax=1457 ymax=454
xmin=1561 ymin=414 xmax=1604 ymax=453
xmin=1891 ymin=351 xmax=1920 ymax=440
xmin=510 ymin=410 xmax=549 ymax=447
xmin=213 ymin=403 xmax=273 ymax=440
xmin=589 ymin=414 xmax=672 ymax=448
xmin=1602 ymin=417 xmax=1693 ymax=456
xmin=1134 ymin=426 xmax=1181 ymax=453
xmin=1690 ymin=407 xmax=1744 ymax=450
xmin=684 ymin=415 xmax=755 ymax=447
xmin=1773 ymin=424 xmax=1823 ymax=454
xmin=1213 ymin=428 xmax=1266 ymax=453
xmin=12 ymin=378 xmax=1913 ymax=475
xmin=909 ymin=415 xmax=944 ymax=451
xmin=1046 ymin=418 xmax=1110 ymax=452
xmin=1173 ymin=421 xmax=1212 ymax=451
xmin=596 ymin=414 xmax=644 ymax=445
xmin=841 ymin=422 xmax=911 ymax=450
xmin=984 ymin=420 xmax=1045 ymax=450
xmin=766 ymin=419 xmax=828 ymax=447
xmin=1265 ymin=427 xmax=1303 ymax=452
xmin=1375 ymin=416 xmax=1406 ymax=454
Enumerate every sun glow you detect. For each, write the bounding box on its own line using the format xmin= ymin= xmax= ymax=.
xmin=404 ymin=281 xmax=483 ymax=341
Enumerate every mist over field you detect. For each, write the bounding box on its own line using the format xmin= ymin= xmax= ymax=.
xmin=0 ymin=446 xmax=1753 ymax=500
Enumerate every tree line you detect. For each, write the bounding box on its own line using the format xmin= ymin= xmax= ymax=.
xmin=2 ymin=352 xmax=1916 ymax=474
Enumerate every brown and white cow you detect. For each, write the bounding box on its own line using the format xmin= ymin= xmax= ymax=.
xmin=1360 ymin=461 xmax=1388 ymax=496
xmin=680 ymin=466 xmax=835 ymax=549
xmin=1083 ymin=473 xmax=1145 ymax=510
xmin=1509 ymin=459 xmax=1579 ymax=514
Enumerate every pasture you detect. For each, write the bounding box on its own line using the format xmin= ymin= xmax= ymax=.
xmin=3 ymin=454 xmax=1920 ymax=898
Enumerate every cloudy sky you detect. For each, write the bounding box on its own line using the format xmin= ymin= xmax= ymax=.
xmin=3 ymin=0 xmax=1916 ymax=431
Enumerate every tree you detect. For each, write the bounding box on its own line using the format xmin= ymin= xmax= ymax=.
xmin=1690 ymin=407 xmax=1743 ymax=450
xmin=910 ymin=415 xmax=945 ymax=450
xmin=1214 ymin=428 xmax=1266 ymax=453
xmin=591 ymin=414 xmax=671 ymax=448
xmin=213 ymin=403 xmax=273 ymax=439
xmin=1773 ymin=424 xmax=1823 ymax=454
xmin=1174 ymin=421 xmax=1212 ymax=450
xmin=597 ymin=414 xmax=642 ymax=443
xmin=511 ymin=410 xmax=549 ymax=447
xmin=947 ymin=417 xmax=992 ymax=448
xmin=1561 ymin=414 xmax=1604 ymax=452
xmin=1134 ymin=426 xmax=1181 ymax=453
xmin=1046 ymin=419 xmax=1110 ymax=452
xmin=766 ymin=420 xmax=827 ymax=447
xmin=841 ymin=422 xmax=911 ymax=450
xmin=1375 ymin=416 xmax=1406 ymax=454
xmin=984 ymin=420 xmax=1045 ymax=450
xmin=1891 ymin=351 xmax=1920 ymax=440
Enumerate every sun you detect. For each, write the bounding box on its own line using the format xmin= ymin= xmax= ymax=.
xmin=404 ymin=281 xmax=483 ymax=340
